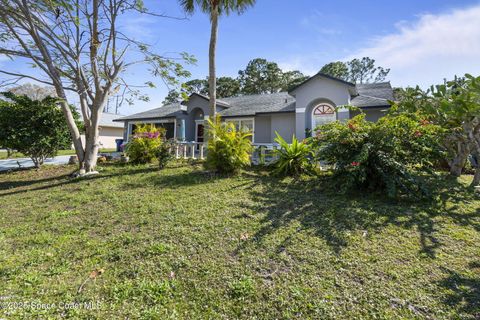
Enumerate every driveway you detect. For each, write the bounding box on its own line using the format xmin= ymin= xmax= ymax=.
xmin=0 ymin=155 xmax=71 ymax=172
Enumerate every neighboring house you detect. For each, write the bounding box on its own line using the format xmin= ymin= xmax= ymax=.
xmin=80 ymin=113 xmax=125 ymax=149
xmin=114 ymin=73 xmax=394 ymax=144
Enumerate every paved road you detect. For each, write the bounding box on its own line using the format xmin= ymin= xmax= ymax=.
xmin=0 ymin=155 xmax=71 ymax=172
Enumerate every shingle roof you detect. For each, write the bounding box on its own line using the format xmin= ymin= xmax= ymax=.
xmin=219 ymin=92 xmax=295 ymax=117
xmin=80 ymin=112 xmax=125 ymax=128
xmin=350 ymin=95 xmax=390 ymax=107
xmin=115 ymin=82 xmax=394 ymax=121
xmin=351 ymin=82 xmax=393 ymax=107
xmin=115 ymin=103 xmax=183 ymax=122
xmin=192 ymin=92 xmax=231 ymax=107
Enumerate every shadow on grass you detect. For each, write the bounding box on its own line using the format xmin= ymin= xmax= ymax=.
xmin=438 ymin=261 xmax=480 ymax=317
xmin=140 ymin=168 xmax=235 ymax=190
xmin=0 ymin=164 xmax=157 ymax=198
xmin=0 ymin=172 xmax=72 ymax=191
xmin=236 ymin=171 xmax=479 ymax=257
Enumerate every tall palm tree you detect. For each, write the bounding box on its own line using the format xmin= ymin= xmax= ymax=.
xmin=179 ymin=0 xmax=256 ymax=118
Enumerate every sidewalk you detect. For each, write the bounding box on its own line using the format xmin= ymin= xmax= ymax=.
xmin=0 ymin=155 xmax=71 ymax=172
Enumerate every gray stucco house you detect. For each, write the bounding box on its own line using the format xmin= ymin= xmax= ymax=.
xmin=114 ymin=73 xmax=394 ymax=144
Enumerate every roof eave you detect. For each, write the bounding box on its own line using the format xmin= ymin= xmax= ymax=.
xmin=190 ymin=92 xmax=231 ymax=108
xmin=113 ymin=116 xmax=177 ymax=122
xmin=288 ymin=72 xmax=355 ymax=95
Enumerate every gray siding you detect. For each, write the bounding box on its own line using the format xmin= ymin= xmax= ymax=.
xmin=291 ymin=77 xmax=352 ymax=140
xmin=271 ymin=113 xmax=295 ymax=143
xmin=254 ymin=115 xmax=271 ymax=143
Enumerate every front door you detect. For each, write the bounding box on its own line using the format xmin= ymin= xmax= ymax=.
xmin=196 ymin=122 xmax=204 ymax=144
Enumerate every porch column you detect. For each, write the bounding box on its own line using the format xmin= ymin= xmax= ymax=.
xmin=179 ymin=119 xmax=186 ymax=141
xmin=295 ymin=108 xmax=306 ymax=140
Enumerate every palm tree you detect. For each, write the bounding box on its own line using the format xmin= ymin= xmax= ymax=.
xmin=179 ymin=0 xmax=256 ymax=118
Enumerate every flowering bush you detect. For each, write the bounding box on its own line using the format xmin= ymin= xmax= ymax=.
xmin=125 ymin=124 xmax=165 ymax=164
xmin=314 ymin=113 xmax=444 ymax=198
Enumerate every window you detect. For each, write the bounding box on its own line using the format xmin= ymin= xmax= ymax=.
xmin=226 ymin=119 xmax=253 ymax=131
xmin=226 ymin=118 xmax=254 ymax=141
xmin=312 ymin=104 xmax=336 ymax=130
xmin=129 ymin=121 xmax=175 ymax=140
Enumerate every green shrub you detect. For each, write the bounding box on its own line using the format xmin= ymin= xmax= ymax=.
xmin=125 ymin=124 xmax=164 ymax=164
xmin=205 ymin=115 xmax=253 ymax=174
xmin=272 ymin=133 xmax=314 ymax=176
xmin=314 ymin=113 xmax=444 ymax=198
xmin=0 ymin=92 xmax=81 ymax=167
xmin=156 ymin=140 xmax=173 ymax=169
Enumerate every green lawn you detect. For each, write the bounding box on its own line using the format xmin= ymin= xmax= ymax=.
xmin=0 ymin=149 xmax=117 ymax=159
xmin=0 ymin=162 xmax=479 ymax=319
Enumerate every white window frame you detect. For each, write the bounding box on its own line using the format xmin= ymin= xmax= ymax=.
xmin=126 ymin=119 xmax=176 ymax=142
xmin=311 ymin=103 xmax=336 ymax=130
xmin=195 ymin=119 xmax=205 ymax=143
xmin=224 ymin=117 xmax=255 ymax=143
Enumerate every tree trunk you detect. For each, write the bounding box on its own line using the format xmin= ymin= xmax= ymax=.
xmin=472 ymin=167 xmax=480 ymax=187
xmin=449 ymin=138 xmax=470 ymax=177
xmin=208 ymin=5 xmax=218 ymax=118
xmin=57 ymin=98 xmax=85 ymax=169
xmin=450 ymin=151 xmax=469 ymax=177
xmin=83 ymin=104 xmax=103 ymax=172
xmin=470 ymin=126 xmax=480 ymax=187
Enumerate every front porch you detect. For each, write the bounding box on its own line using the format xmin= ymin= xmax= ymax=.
xmin=170 ymin=142 xmax=281 ymax=165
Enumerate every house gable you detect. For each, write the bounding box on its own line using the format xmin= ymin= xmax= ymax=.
xmin=290 ymin=75 xmax=354 ymax=139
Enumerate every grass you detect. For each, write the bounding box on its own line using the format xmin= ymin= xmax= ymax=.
xmin=0 ymin=149 xmax=117 ymax=160
xmin=0 ymin=162 xmax=479 ymax=319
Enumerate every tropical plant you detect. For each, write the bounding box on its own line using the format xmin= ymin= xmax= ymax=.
xmin=0 ymin=92 xmax=80 ymax=167
xmin=125 ymin=124 xmax=165 ymax=164
xmin=179 ymin=0 xmax=256 ymax=117
xmin=314 ymin=113 xmax=444 ymax=198
xmin=272 ymin=133 xmax=314 ymax=176
xmin=205 ymin=115 xmax=252 ymax=174
xmin=393 ymin=74 xmax=480 ymax=186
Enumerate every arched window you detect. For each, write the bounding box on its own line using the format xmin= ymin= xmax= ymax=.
xmin=312 ymin=104 xmax=336 ymax=130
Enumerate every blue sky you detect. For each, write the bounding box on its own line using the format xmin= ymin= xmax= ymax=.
xmin=2 ymin=0 xmax=480 ymax=115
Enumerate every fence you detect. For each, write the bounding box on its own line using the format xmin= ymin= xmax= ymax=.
xmin=170 ymin=142 xmax=280 ymax=164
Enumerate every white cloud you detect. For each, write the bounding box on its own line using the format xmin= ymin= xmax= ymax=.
xmin=350 ymin=5 xmax=480 ymax=88
xmin=278 ymin=57 xmax=320 ymax=76
xmin=300 ymin=9 xmax=342 ymax=36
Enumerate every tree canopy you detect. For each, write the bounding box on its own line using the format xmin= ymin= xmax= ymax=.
xmin=320 ymin=57 xmax=390 ymax=84
xmin=164 ymin=57 xmax=309 ymax=101
xmin=0 ymin=0 xmax=194 ymax=172
xmin=392 ymin=74 xmax=480 ymax=186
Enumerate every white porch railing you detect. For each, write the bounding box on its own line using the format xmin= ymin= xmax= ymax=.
xmin=170 ymin=142 xmax=280 ymax=164
xmin=171 ymin=142 xmax=206 ymax=160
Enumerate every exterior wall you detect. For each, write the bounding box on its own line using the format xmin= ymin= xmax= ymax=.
xmin=271 ymin=113 xmax=295 ymax=143
xmin=291 ymin=77 xmax=352 ymax=140
xmin=350 ymin=108 xmax=388 ymax=122
xmin=80 ymin=126 xmax=124 ymax=149
xmin=185 ymin=95 xmax=210 ymax=141
xmin=253 ymin=115 xmax=271 ymax=143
